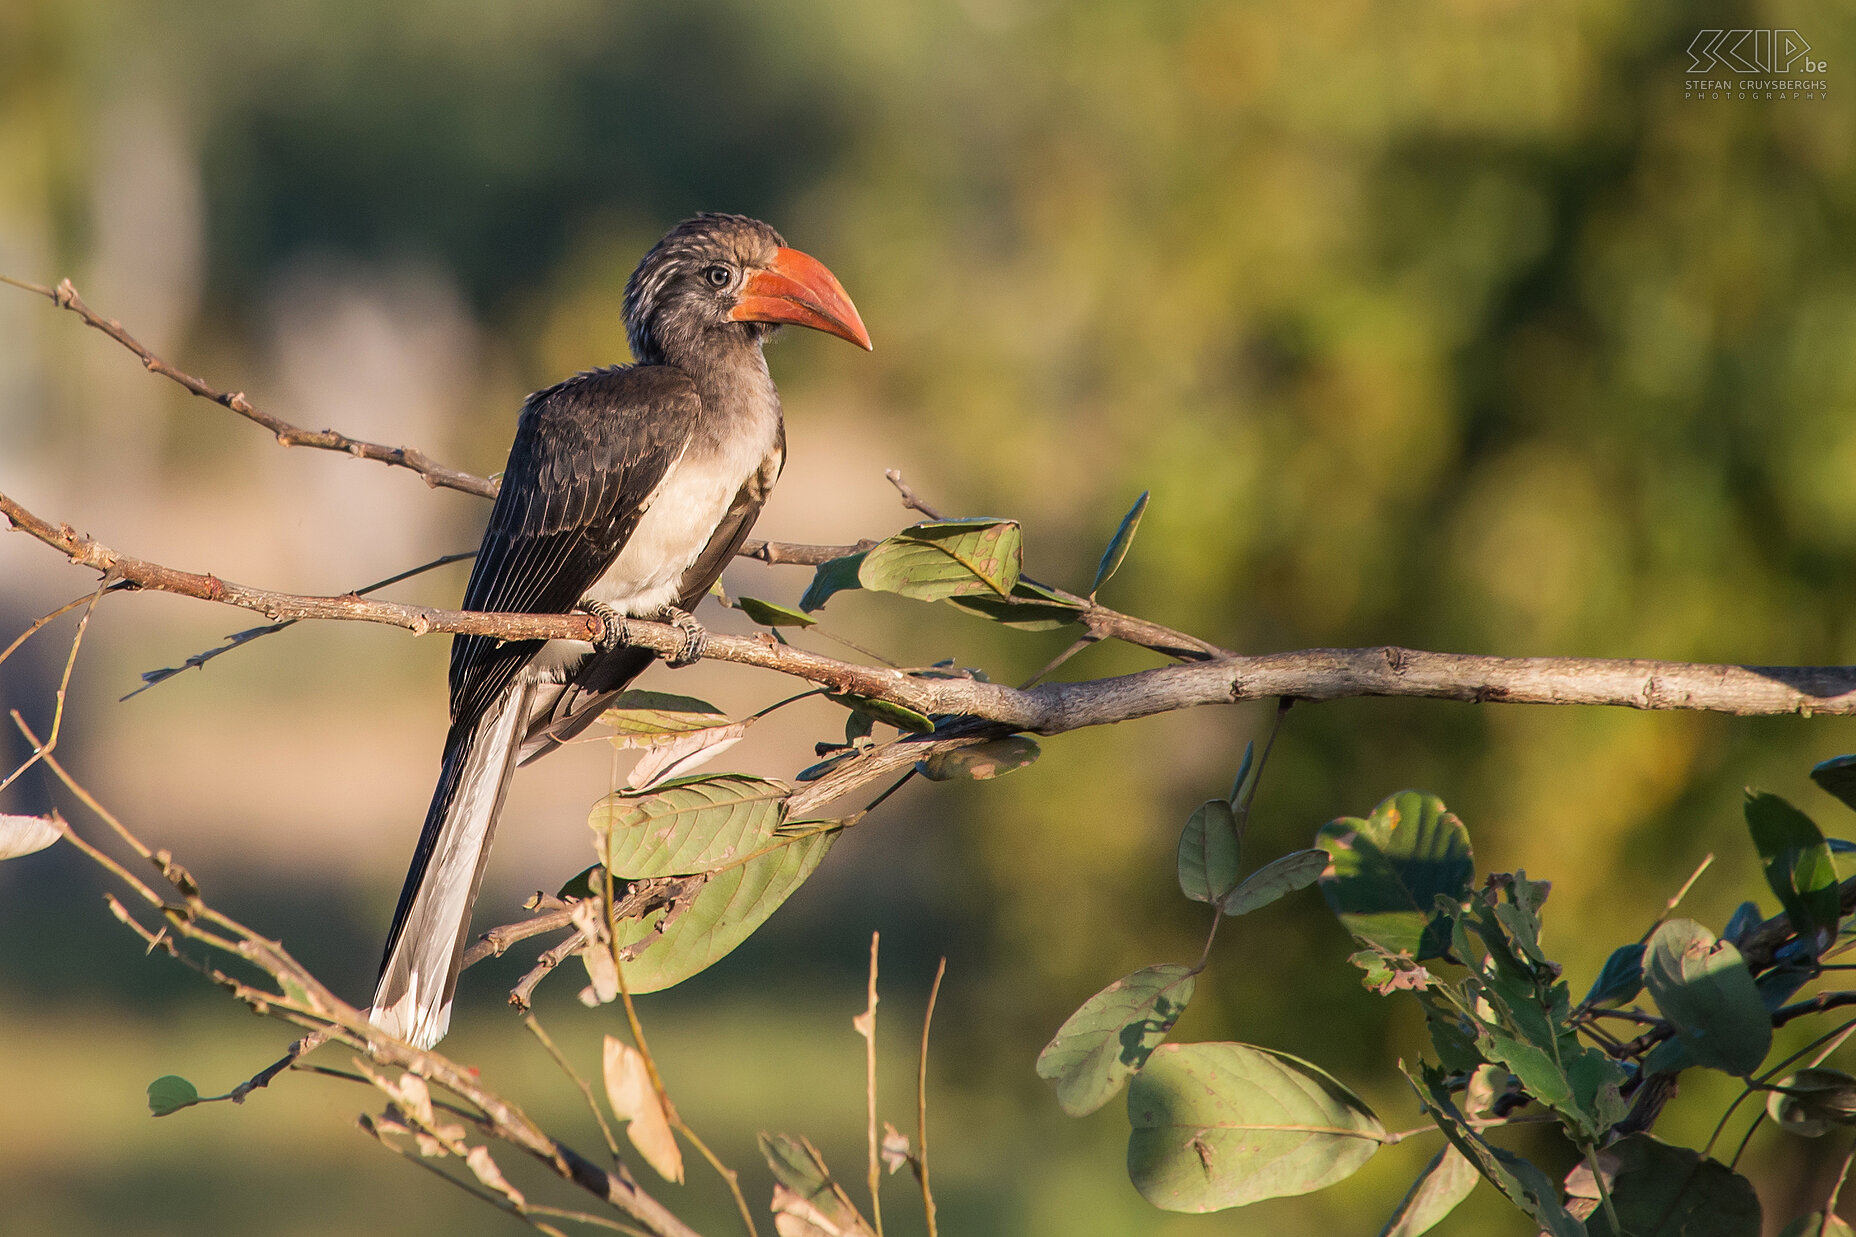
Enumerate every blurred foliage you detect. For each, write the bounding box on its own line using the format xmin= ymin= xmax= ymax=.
xmin=3 ymin=0 xmax=1856 ymax=1234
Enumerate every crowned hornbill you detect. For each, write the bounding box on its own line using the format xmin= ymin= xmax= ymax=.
xmin=371 ymin=214 xmax=871 ymax=1048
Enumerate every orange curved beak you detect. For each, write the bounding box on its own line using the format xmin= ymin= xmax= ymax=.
xmin=729 ymin=247 xmax=873 ymax=351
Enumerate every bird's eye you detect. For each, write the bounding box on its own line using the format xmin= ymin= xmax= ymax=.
xmin=703 ymin=264 xmax=732 ymax=289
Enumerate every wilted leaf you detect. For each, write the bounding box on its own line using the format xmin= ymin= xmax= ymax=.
xmin=592 ymin=774 xmax=789 ymax=878
xmin=1379 ymin=1144 xmax=1479 ymax=1237
xmin=1036 ymin=964 xmax=1196 ymax=1116
xmin=760 ymin=1133 xmax=875 ymax=1237
xmin=1127 ymin=1043 xmax=1384 ymax=1212
xmin=464 ymin=1146 xmax=527 ymax=1207
xmin=858 ymin=520 xmax=1023 ymax=601
xmin=613 ymin=831 xmax=835 ymax=993
xmin=1221 ymin=849 xmax=1329 ymax=916
xmin=1178 ymin=799 xmax=1241 ymax=904
xmin=800 ymin=553 xmax=867 ymax=612
xmin=624 ymin=722 xmax=752 ymax=791
xmin=1768 ymin=1068 xmax=1856 ymax=1137
xmin=917 ymin=736 xmax=1041 ymax=781
xmin=1091 ymin=490 xmax=1149 ymax=596
xmin=1580 ymin=943 xmax=1646 ymax=1009
xmin=823 ymin=692 xmax=935 ymax=735
xmin=879 ymin=1123 xmax=911 ymax=1175
xmin=0 ymin=813 xmax=60 ymax=860
xmin=1318 ymin=792 xmax=1474 ymax=959
xmin=1349 ymin=947 xmax=1434 ymax=994
xmin=1812 ymin=754 xmax=1856 ymax=814
xmin=1406 ymin=1063 xmax=1583 ymax=1237
xmin=147 ymin=1074 xmax=200 ymax=1117
xmin=736 ymin=596 xmax=818 ymax=627
xmin=1584 ymin=1135 xmax=1761 ymax=1237
xmin=603 ymin=1035 xmax=683 ymax=1183
xmin=602 ymin=692 xmax=730 ymax=745
xmin=1644 ymin=919 xmax=1771 ymax=1076
xmin=1745 ymin=791 xmax=1840 ymax=950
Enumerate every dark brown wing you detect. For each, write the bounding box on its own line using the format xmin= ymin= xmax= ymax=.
xmin=448 ymin=364 xmax=702 ymax=728
xmin=519 ymin=425 xmax=785 ymax=759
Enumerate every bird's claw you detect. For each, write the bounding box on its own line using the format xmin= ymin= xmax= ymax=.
xmin=579 ymin=600 xmax=628 ymax=653
xmin=656 ymin=606 xmax=708 ymax=668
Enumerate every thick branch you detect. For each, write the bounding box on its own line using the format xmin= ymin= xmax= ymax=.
xmin=10 ymin=488 xmax=1856 ymax=732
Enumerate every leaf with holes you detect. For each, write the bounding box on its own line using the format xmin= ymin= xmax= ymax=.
xmin=1745 ymin=790 xmax=1840 ymax=951
xmin=591 ymin=774 xmax=789 ymax=878
xmin=612 ymin=830 xmax=836 ymax=994
xmin=858 ymin=520 xmax=1023 ymax=601
xmin=1036 ymin=964 xmax=1195 ymax=1116
xmin=1643 ymin=919 xmax=1771 ymax=1076
xmin=1127 ymin=1043 xmax=1383 ymax=1212
xmin=917 ymin=736 xmax=1041 ymax=781
xmin=1092 ymin=490 xmax=1149 ymax=596
xmin=1318 ymin=792 xmax=1474 ymax=959
xmin=1222 ymin=849 xmax=1330 ymax=917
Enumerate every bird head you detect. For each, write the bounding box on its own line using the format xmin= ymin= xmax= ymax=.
xmin=622 ymin=213 xmax=872 ymax=367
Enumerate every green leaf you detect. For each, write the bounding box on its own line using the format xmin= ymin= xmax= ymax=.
xmin=1812 ymin=754 xmax=1856 ymax=814
xmin=1745 ymin=791 xmax=1841 ymax=950
xmin=857 ymin=520 xmax=1023 ymax=601
xmin=1177 ymin=799 xmax=1241 ymax=904
xmin=1221 ymin=849 xmax=1330 ymax=916
xmin=917 ymin=736 xmax=1041 ymax=781
xmin=591 ymin=775 xmax=790 ymax=878
xmin=1779 ymin=1215 xmax=1856 ymax=1237
xmin=1128 ymin=1043 xmax=1382 ymax=1212
xmin=147 ymin=1075 xmax=200 ymax=1117
xmin=1580 ymin=943 xmax=1646 ymax=1009
xmin=758 ymin=1132 xmax=874 ymax=1236
xmin=1643 ymin=918 xmax=1772 ymax=1076
xmin=613 ymin=831 xmax=836 ymax=994
xmin=1405 ymin=1063 xmax=1583 ymax=1237
xmin=1584 ymin=1134 xmax=1761 ymax=1237
xmin=600 ymin=692 xmax=729 ymax=744
xmin=1317 ymin=792 xmax=1474 ymax=960
xmin=1379 ymin=1144 xmax=1480 ymax=1237
xmin=1722 ymin=900 xmax=1763 ymax=944
xmin=1492 ymin=873 xmax=1550 ymax=965
xmin=1768 ymin=1068 xmax=1856 ymax=1137
xmin=799 ymin=553 xmax=867 ymax=612
xmin=1091 ymin=490 xmax=1149 ymax=596
xmin=735 ymin=596 xmax=817 ymax=627
xmin=1036 ymin=964 xmax=1196 ymax=1116
xmin=945 ymin=579 xmax=1084 ymax=631
xmin=823 ymin=692 xmax=935 ymax=735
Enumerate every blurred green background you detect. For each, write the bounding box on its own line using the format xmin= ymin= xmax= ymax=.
xmin=3 ymin=1 xmax=1856 ymax=1233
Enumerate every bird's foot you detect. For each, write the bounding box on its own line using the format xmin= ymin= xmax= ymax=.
xmin=654 ymin=605 xmax=709 ymax=667
xmin=579 ymin=600 xmax=629 ymax=653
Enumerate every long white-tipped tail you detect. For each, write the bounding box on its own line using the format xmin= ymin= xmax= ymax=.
xmin=371 ymin=678 xmax=534 ymax=1049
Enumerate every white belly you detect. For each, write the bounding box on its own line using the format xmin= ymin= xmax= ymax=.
xmin=530 ymin=424 xmax=772 ymax=675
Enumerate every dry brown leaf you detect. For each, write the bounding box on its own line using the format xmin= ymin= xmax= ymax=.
xmin=602 ymin=1035 xmax=684 ymax=1183
xmin=625 ymin=721 xmax=752 ymax=791
xmin=0 ymin=813 xmax=60 ymax=860
xmin=465 ymin=1145 xmax=526 ymax=1208
xmin=879 ymin=1122 xmax=912 ymax=1175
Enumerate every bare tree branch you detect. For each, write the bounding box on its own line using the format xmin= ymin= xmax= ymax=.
xmin=10 ymin=490 xmax=1853 ymax=757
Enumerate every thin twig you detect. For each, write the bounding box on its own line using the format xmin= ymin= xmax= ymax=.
xmin=884 ymin=469 xmax=945 ymax=521
xmin=917 ymin=958 xmax=945 ymax=1237
xmin=0 ymin=580 xmax=105 ymax=795
xmin=527 ymin=1014 xmax=625 ymax=1164
xmin=857 ymin=931 xmax=884 ymax=1237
